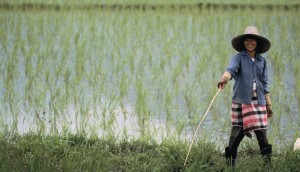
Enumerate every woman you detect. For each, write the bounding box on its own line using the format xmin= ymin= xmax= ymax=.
xmin=218 ymin=26 xmax=273 ymax=166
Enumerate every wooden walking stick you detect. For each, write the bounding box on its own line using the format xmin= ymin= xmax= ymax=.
xmin=184 ymin=88 xmax=222 ymax=166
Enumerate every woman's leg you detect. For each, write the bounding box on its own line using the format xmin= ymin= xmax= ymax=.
xmin=254 ymin=129 xmax=272 ymax=164
xmin=225 ymin=126 xmax=245 ymax=166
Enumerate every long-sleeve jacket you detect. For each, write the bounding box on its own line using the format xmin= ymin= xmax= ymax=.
xmin=226 ymin=50 xmax=269 ymax=105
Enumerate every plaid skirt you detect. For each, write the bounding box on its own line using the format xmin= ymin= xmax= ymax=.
xmin=231 ymin=94 xmax=268 ymax=133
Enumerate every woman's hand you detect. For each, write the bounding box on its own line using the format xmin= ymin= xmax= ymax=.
xmin=266 ymin=105 xmax=273 ymax=118
xmin=218 ymin=71 xmax=231 ymax=89
xmin=265 ymin=94 xmax=273 ymax=118
xmin=218 ymin=79 xmax=227 ymax=89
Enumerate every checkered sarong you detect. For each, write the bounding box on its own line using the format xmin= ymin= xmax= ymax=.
xmin=231 ymin=94 xmax=268 ymax=133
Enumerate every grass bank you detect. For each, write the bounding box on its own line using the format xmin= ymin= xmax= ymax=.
xmin=0 ymin=134 xmax=300 ymax=171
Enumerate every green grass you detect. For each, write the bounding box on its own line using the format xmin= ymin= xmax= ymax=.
xmin=0 ymin=134 xmax=300 ymax=171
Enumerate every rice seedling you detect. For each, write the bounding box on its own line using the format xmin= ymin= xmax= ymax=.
xmin=1 ymin=0 xmax=299 ymax=5
xmin=0 ymin=1 xmax=299 ymax=170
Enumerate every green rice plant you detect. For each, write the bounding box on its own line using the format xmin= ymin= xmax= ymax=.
xmin=0 ymin=5 xmax=299 ymax=161
xmin=1 ymin=0 xmax=299 ymax=5
xmin=293 ymin=59 xmax=300 ymax=128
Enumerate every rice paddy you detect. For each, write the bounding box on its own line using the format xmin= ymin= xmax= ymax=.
xmin=0 ymin=1 xmax=300 ymax=171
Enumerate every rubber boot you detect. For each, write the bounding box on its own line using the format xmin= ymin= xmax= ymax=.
xmin=225 ymin=147 xmax=236 ymax=167
xmin=260 ymin=144 xmax=272 ymax=164
xmin=226 ymin=127 xmax=244 ymax=167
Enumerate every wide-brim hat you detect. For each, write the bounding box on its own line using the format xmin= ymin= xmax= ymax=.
xmin=231 ymin=26 xmax=271 ymax=54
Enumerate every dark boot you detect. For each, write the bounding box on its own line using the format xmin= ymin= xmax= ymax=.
xmin=260 ymin=144 xmax=272 ymax=164
xmin=225 ymin=147 xmax=236 ymax=167
xmin=226 ymin=127 xmax=245 ymax=167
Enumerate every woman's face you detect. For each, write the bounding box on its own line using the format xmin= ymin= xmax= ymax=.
xmin=244 ymin=38 xmax=257 ymax=53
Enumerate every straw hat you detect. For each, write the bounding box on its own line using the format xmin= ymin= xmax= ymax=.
xmin=231 ymin=26 xmax=271 ymax=54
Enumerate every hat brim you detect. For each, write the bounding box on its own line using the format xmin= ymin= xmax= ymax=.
xmin=231 ymin=34 xmax=271 ymax=54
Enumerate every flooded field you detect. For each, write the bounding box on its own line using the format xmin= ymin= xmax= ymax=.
xmin=0 ymin=6 xmax=299 ymax=149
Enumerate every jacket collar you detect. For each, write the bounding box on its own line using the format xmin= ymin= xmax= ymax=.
xmin=241 ymin=50 xmax=262 ymax=61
